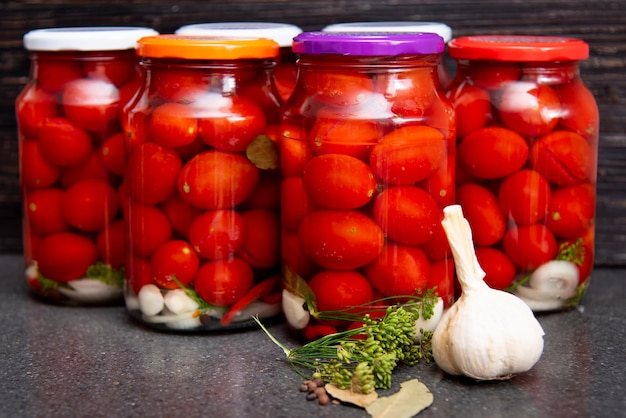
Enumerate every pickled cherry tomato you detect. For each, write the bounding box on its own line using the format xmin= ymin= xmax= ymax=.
xmin=150 ymin=240 xmax=200 ymax=289
xmin=238 ymin=209 xmax=280 ymax=269
xmin=188 ymin=210 xmax=245 ymax=260
xmin=15 ymin=87 xmax=58 ymax=138
xmin=475 ymin=247 xmax=516 ymax=290
xmin=62 ymin=179 xmax=119 ymax=232
xmin=530 ymin=130 xmax=592 ymax=186
xmin=62 ymin=78 xmax=120 ymax=133
xmin=546 ymin=183 xmax=595 ymax=238
xmin=25 ymin=188 xmax=69 ymax=235
xmin=498 ymin=169 xmax=551 ymax=225
xmin=502 ymin=224 xmax=557 ymax=270
xmin=194 ymin=257 xmax=254 ymax=307
xmin=304 ymin=70 xmax=374 ymax=107
xmin=148 ymin=102 xmax=199 ymax=148
xmin=303 ymin=154 xmax=376 ymax=209
xmin=456 ymin=183 xmax=506 ymax=246
xmin=499 ymin=82 xmax=562 ymax=137
xmin=20 ymin=140 xmax=61 ymax=189
xmin=308 ymin=270 xmax=374 ymax=318
xmin=445 ymin=83 xmax=491 ymax=138
xmin=126 ymin=142 xmax=182 ymax=205
xmin=37 ymin=232 xmax=98 ymax=282
xmin=38 ymin=118 xmax=92 ymax=168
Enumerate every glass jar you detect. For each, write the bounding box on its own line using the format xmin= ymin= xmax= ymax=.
xmin=322 ymin=21 xmax=454 ymax=89
xmin=280 ymin=32 xmax=456 ymax=340
xmin=124 ymin=35 xmax=283 ymax=331
xmin=446 ymin=35 xmax=599 ymax=311
xmin=175 ymin=22 xmax=303 ymax=102
xmin=15 ymin=26 xmax=158 ymax=304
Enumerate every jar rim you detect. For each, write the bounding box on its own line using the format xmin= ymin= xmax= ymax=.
xmin=137 ymin=35 xmax=280 ymax=60
xmin=175 ymin=22 xmax=303 ymax=48
xmin=292 ymin=31 xmax=445 ymax=56
xmin=448 ymin=35 xmax=589 ymax=61
xmin=23 ymin=27 xmax=159 ymax=51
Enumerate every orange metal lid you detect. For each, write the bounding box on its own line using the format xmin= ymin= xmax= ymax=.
xmin=136 ymin=34 xmax=279 ymax=60
xmin=448 ymin=35 xmax=589 ymax=61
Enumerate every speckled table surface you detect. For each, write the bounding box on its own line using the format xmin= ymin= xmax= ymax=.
xmin=0 ymin=253 xmax=623 ymax=418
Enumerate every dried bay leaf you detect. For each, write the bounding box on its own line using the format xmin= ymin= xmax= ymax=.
xmin=365 ymin=379 xmax=433 ymax=418
xmin=246 ymin=134 xmax=278 ymax=170
xmin=325 ymin=383 xmax=378 ymax=408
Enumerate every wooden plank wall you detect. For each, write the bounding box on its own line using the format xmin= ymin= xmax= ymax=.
xmin=1 ymin=0 xmax=625 ymax=265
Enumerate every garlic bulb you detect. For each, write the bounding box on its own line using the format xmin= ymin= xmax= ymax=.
xmin=432 ymin=205 xmax=545 ymax=380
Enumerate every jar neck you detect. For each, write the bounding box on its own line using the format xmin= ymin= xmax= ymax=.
xmin=297 ymin=53 xmax=440 ymax=72
xmin=455 ymin=59 xmax=581 ymax=85
xmin=141 ymin=57 xmax=275 ymax=72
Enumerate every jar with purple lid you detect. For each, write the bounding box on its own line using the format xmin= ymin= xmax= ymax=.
xmin=279 ymin=32 xmax=456 ymax=341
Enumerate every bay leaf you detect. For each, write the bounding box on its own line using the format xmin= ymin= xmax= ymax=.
xmin=365 ymin=379 xmax=433 ymax=418
xmin=246 ymin=134 xmax=279 ymax=170
xmin=325 ymin=383 xmax=378 ymax=408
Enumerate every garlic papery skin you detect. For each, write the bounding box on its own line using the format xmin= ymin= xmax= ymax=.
xmin=432 ymin=205 xmax=545 ymax=380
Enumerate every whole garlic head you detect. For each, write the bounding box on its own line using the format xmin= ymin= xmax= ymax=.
xmin=432 ymin=205 xmax=545 ymax=380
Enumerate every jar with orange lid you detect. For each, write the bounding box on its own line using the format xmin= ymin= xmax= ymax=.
xmin=322 ymin=21 xmax=454 ymax=89
xmin=175 ymin=22 xmax=303 ymax=102
xmin=15 ymin=26 xmax=158 ymax=304
xmin=445 ymin=35 xmax=599 ymax=311
xmin=123 ymin=35 xmax=283 ymax=331
xmin=279 ymin=32 xmax=456 ymax=341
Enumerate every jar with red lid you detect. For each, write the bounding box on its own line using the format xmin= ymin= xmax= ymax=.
xmin=280 ymin=32 xmax=456 ymax=341
xmin=123 ymin=35 xmax=283 ymax=331
xmin=322 ymin=21 xmax=454 ymax=89
xmin=446 ymin=35 xmax=599 ymax=311
xmin=175 ymin=22 xmax=303 ymax=102
xmin=15 ymin=26 xmax=158 ymax=304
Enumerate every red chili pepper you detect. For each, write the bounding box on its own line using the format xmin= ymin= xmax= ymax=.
xmin=221 ymin=275 xmax=281 ymax=326
xmin=302 ymin=324 xmax=337 ymax=341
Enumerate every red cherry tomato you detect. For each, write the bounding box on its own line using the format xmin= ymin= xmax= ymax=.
xmin=502 ymin=224 xmax=557 ymax=270
xmin=374 ymin=68 xmax=436 ymax=117
xmin=279 ymin=136 xmax=313 ymax=178
xmin=83 ymin=58 xmax=134 ymax=87
xmin=38 ymin=118 xmax=93 ymax=168
xmin=62 ymin=78 xmax=120 ymax=133
xmin=420 ymin=222 xmax=452 ymax=262
xmin=148 ymin=102 xmax=199 ymax=149
xmin=194 ymin=257 xmax=254 ymax=307
xmin=529 ymin=130 xmax=592 ymax=186
xmin=364 ymin=243 xmax=431 ymax=298
xmin=127 ymin=255 xmax=156 ymax=295
xmin=62 ymin=179 xmax=119 ymax=232
xmin=428 ymin=258 xmax=455 ymax=303
xmin=308 ymin=270 xmax=374 ymax=323
xmin=546 ymin=183 xmax=595 ymax=239
xmin=556 ymin=79 xmax=599 ymax=140
xmin=177 ymin=150 xmax=259 ymax=210
xmin=25 ymin=188 xmax=69 ymax=235
xmin=151 ymin=68 xmax=210 ymax=103
xmin=373 ymin=185 xmax=439 ymax=246
xmin=161 ymin=194 xmax=203 ymax=238
xmin=60 ymin=150 xmax=117 ymax=188
xmin=16 ymin=87 xmax=59 ymax=138
xmin=456 ymin=183 xmax=506 ymax=246
xmin=127 ymin=203 xmax=172 ymax=257
xmin=242 ymin=171 xmax=281 ymax=211
xmin=36 ymin=60 xmax=83 ymax=93
xmin=498 ymin=169 xmax=551 ymax=225
xmin=238 ymin=209 xmax=280 ymax=270
xmin=475 ymin=247 xmax=516 ymax=290
xmin=197 ymin=96 xmax=266 ymax=153
xmin=126 ymin=142 xmax=182 ymax=205
xmin=20 ymin=140 xmax=61 ymax=189
xmin=150 ymin=239 xmax=200 ymax=289
xmin=498 ymin=82 xmax=561 ymax=138
xmin=298 ymin=209 xmax=384 ymax=270
xmin=458 ymin=126 xmax=528 ymax=179
xmin=37 ymin=232 xmax=98 ymax=282
xmin=96 ymin=219 xmax=125 ymax=269
xmin=100 ymin=132 xmax=126 ymax=177
xmin=466 ymin=62 xmax=521 ymax=90
xmin=370 ymin=125 xmax=446 ymax=185
xmin=188 ymin=209 xmax=245 ymax=260
xmin=309 ymin=109 xmax=382 ymax=160
xmin=281 ymin=228 xmax=319 ymax=280
xmin=303 ymin=70 xmax=374 ymax=107
xmin=446 ymin=83 xmax=492 ymax=138
xmin=303 ymin=154 xmax=376 ymax=209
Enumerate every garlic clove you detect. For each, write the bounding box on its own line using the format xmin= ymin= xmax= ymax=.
xmin=413 ymin=297 xmax=444 ymax=342
xmin=232 ymin=300 xmax=282 ymax=323
xmin=527 ymin=260 xmax=579 ymax=299
xmin=164 ymin=289 xmax=200 ymax=314
xmin=432 ymin=205 xmax=545 ymax=381
xmin=58 ymin=278 xmax=123 ymax=303
xmin=138 ymin=284 xmax=165 ymax=316
xmin=282 ymin=289 xmax=310 ymax=330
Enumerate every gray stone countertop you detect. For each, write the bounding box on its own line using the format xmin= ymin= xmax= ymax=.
xmin=0 ymin=253 xmax=624 ymax=418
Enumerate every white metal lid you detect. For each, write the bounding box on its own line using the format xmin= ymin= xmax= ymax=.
xmin=322 ymin=21 xmax=452 ymax=43
xmin=175 ymin=22 xmax=303 ymax=47
xmin=23 ymin=27 xmax=159 ymax=51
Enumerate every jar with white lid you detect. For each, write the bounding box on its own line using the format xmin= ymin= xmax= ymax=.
xmin=322 ymin=21 xmax=454 ymax=89
xmin=175 ymin=22 xmax=303 ymax=102
xmin=15 ymin=26 xmax=158 ymax=304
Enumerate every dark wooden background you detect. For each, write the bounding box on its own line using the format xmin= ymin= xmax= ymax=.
xmin=2 ymin=0 xmax=625 ymax=266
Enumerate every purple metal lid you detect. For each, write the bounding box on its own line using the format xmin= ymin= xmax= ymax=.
xmin=292 ymin=31 xmax=444 ymax=55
